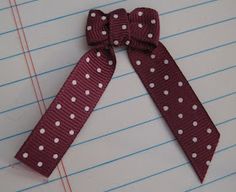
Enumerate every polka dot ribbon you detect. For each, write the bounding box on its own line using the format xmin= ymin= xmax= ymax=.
xmin=15 ymin=8 xmax=220 ymax=182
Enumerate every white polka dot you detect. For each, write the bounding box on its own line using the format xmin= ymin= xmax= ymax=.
xmin=163 ymin=106 xmax=169 ymax=111
xmin=113 ymin=40 xmax=119 ymax=45
xmin=122 ymin=25 xmax=127 ymax=30
xmin=87 ymin=26 xmax=92 ymax=31
xmin=85 ymin=74 xmax=90 ymax=79
xmin=178 ymin=113 xmax=183 ymax=119
xmin=40 ymin=128 xmax=45 ymax=134
xmin=113 ymin=14 xmax=118 ymax=19
xmin=148 ymin=33 xmax=153 ymax=38
xmin=39 ymin=145 xmax=44 ymax=151
xmin=23 ymin=152 xmax=28 ymax=158
xmin=178 ymin=97 xmax=184 ymax=103
xmin=56 ymin=104 xmax=62 ymax=110
xmin=108 ymin=60 xmax=113 ymax=65
xmin=150 ymin=68 xmax=155 ymax=73
xmin=69 ymin=130 xmax=75 ymax=135
xmin=138 ymin=23 xmax=143 ymax=28
xmin=70 ymin=114 xmax=75 ymax=119
xmin=206 ymin=161 xmax=211 ymax=166
xmin=178 ymin=129 xmax=183 ymax=135
xmin=101 ymin=16 xmax=106 ymax=20
xmin=85 ymin=90 xmax=90 ymax=95
xmin=84 ymin=106 xmax=90 ymax=111
xmin=37 ymin=162 xmax=43 ymax=167
xmin=192 ymin=104 xmax=198 ymax=110
xmin=54 ymin=138 xmax=59 ymax=143
xmin=86 ymin=57 xmax=90 ymax=63
xmin=125 ymin=41 xmax=130 ymax=45
xmin=163 ymin=90 xmax=169 ymax=95
xmin=149 ymin=83 xmax=155 ymax=88
xmin=151 ymin=19 xmax=156 ymax=24
xmin=72 ymin=80 xmax=77 ymax=85
xmin=55 ymin=121 xmax=60 ymax=127
xmin=53 ymin=154 xmax=58 ymax=159
xmin=164 ymin=75 xmax=169 ymax=80
xmin=150 ymin=54 xmax=156 ymax=59
xmin=91 ymin=12 xmax=96 ymax=17
xmin=164 ymin=59 xmax=169 ymax=64
xmin=207 ymin=128 xmax=212 ymax=134
xmin=97 ymin=68 xmax=102 ymax=73
xmin=101 ymin=31 xmax=107 ymax=35
xmin=192 ymin=137 xmax=198 ymax=143
xmin=192 ymin=153 xmax=197 ymax=158
xmin=71 ymin=97 xmax=76 ymax=102
xmin=178 ymin=81 xmax=183 ymax=87
xmin=207 ymin=145 xmax=212 ymax=150
xmin=193 ymin=121 xmax=198 ymax=127
xmin=136 ymin=60 xmax=141 ymax=65
xmin=138 ymin=11 xmax=143 ymax=16
xmin=98 ymin=83 xmax=103 ymax=88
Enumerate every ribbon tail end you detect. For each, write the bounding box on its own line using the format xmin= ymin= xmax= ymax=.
xmin=15 ymin=151 xmax=52 ymax=178
xmin=194 ymin=131 xmax=220 ymax=183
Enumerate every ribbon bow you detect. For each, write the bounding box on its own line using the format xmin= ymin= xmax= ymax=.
xmin=86 ymin=8 xmax=159 ymax=50
xmin=15 ymin=8 xmax=220 ymax=183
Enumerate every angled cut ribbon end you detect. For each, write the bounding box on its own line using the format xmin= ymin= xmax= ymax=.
xmin=194 ymin=131 xmax=220 ymax=183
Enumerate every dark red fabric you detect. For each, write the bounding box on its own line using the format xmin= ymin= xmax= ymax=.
xmin=15 ymin=8 xmax=220 ymax=182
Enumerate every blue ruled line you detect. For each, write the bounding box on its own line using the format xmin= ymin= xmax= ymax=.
xmin=0 ymin=0 xmax=226 ymax=63
xmin=2 ymin=84 xmax=235 ymax=144
xmin=104 ymin=144 xmax=236 ymax=192
xmin=159 ymin=0 xmax=217 ymax=16
xmin=176 ymin=41 xmax=236 ymax=61
xmin=204 ymin=91 xmax=236 ymax=104
xmin=0 ymin=68 xmax=236 ymax=144
xmin=184 ymin=172 xmax=236 ymax=192
xmin=0 ymin=14 xmax=235 ymax=89
xmin=94 ymin=93 xmax=148 ymax=111
xmin=0 ymin=0 xmax=127 ymax=36
xmin=161 ymin=16 xmax=236 ymax=40
xmin=0 ymin=130 xmax=32 ymax=142
xmin=16 ymin=141 xmax=236 ymax=192
xmin=1 ymin=38 xmax=236 ymax=116
xmin=0 ymin=62 xmax=76 ymax=88
xmin=1 ymin=13 xmax=235 ymax=63
xmin=0 ymin=162 xmax=19 ymax=170
xmin=71 ymin=116 xmax=162 ymax=147
xmin=1 ymin=15 xmax=235 ymax=88
xmin=104 ymin=162 xmax=189 ymax=192
xmin=216 ymin=116 xmax=236 ymax=127
xmin=1 ymin=90 xmax=236 ymax=171
xmin=0 ymin=0 xmax=39 ymax=12
xmin=0 ymin=0 xmax=215 ymax=37
xmin=189 ymin=64 xmax=236 ymax=82
xmin=73 ymin=93 xmax=236 ymax=170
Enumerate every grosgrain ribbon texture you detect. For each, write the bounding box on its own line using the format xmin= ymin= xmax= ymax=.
xmin=15 ymin=7 xmax=220 ymax=183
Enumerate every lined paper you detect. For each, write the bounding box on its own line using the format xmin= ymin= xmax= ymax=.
xmin=0 ymin=0 xmax=236 ymax=191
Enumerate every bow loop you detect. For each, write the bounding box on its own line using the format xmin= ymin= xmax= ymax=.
xmin=129 ymin=8 xmax=160 ymax=50
xmin=86 ymin=10 xmax=109 ymax=47
xmin=86 ymin=8 xmax=159 ymax=50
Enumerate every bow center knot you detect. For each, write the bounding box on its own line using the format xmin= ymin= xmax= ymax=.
xmin=108 ymin=9 xmax=130 ymax=47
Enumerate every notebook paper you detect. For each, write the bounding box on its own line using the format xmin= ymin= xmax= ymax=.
xmin=0 ymin=0 xmax=236 ymax=191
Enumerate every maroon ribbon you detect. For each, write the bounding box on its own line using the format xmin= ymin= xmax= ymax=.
xmin=15 ymin=8 xmax=220 ymax=182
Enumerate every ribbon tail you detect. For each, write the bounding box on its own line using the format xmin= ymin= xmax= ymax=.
xmin=128 ymin=42 xmax=220 ymax=183
xmin=15 ymin=47 xmax=116 ymax=177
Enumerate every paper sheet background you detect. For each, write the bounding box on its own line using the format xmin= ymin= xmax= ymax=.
xmin=0 ymin=0 xmax=235 ymax=191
